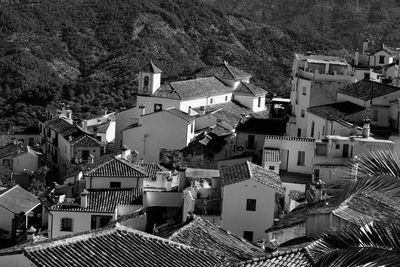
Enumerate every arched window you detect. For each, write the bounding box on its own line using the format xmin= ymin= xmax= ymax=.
xmin=144 ymin=76 xmax=149 ymax=87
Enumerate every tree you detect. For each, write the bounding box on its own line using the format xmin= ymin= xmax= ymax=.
xmin=28 ymin=167 xmax=48 ymax=196
xmin=305 ymin=150 xmax=400 ymax=266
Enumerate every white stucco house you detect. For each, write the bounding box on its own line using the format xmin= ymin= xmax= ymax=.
xmin=0 ymin=143 xmax=41 ymax=176
xmin=48 ymin=188 xmax=144 ymax=238
xmin=122 ymin=107 xmax=196 ymax=163
xmin=220 ymin=161 xmax=284 ymax=243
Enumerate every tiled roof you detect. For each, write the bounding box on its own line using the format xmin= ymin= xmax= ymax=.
xmin=44 ymin=118 xmax=80 ymax=137
xmin=338 ymin=79 xmax=400 ymax=101
xmin=50 ymin=188 xmax=143 ymax=213
xmin=193 ymin=101 xmax=269 ymax=128
xmin=138 ymin=163 xmax=169 ymax=180
xmin=196 ymin=62 xmax=252 ymax=80
xmin=0 ymin=185 xmax=40 ymax=214
xmin=24 ymin=226 xmax=226 ymax=267
xmin=87 ymin=121 xmax=112 ymax=134
xmin=307 ymin=101 xmax=365 ymax=121
xmin=288 ymin=191 xmax=306 ymax=202
xmin=84 ymin=157 xmax=147 ymax=177
xmin=70 ymin=134 xmax=102 ymax=147
xmin=236 ymin=119 xmax=287 ymax=135
xmin=153 ymin=77 xmax=233 ymax=100
xmin=234 ymin=248 xmax=312 ymax=267
xmin=140 ymin=60 xmax=162 ymax=73
xmin=0 ymin=143 xmax=28 ymax=159
xmin=220 ymin=161 xmax=284 ymax=193
xmin=165 ymin=108 xmax=194 ymax=122
xmin=167 ymin=216 xmax=265 ymax=261
xmin=234 ymin=81 xmax=266 ymax=96
xmin=264 ymin=148 xmax=280 ymax=162
xmin=187 ymin=132 xmax=227 ymax=153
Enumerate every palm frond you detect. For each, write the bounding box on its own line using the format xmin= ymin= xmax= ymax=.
xmin=306 ymin=222 xmax=400 ymax=267
xmin=351 ymin=150 xmax=400 ymax=178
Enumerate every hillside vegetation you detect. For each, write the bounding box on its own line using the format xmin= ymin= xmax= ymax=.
xmin=1 ymin=0 xmax=397 ymax=129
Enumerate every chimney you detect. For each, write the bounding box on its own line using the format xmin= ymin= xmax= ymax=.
xmin=188 ymin=106 xmax=192 ymax=115
xmin=362 ymin=39 xmax=369 ymax=55
xmin=121 ymin=145 xmax=131 ymax=161
xmin=104 ymin=109 xmax=107 ymax=116
xmin=362 ymin=118 xmax=371 ymax=138
xmin=80 ymin=189 xmax=89 ymax=208
xmin=138 ymin=104 xmax=145 ymax=125
xmin=89 ymin=154 xmax=95 ymax=163
xmin=354 ymin=48 xmax=359 ymax=66
xmin=27 ymin=226 xmax=36 ymax=240
xmin=82 ymin=120 xmax=88 ymax=131
xmin=61 ymin=103 xmax=67 ymax=118
xmin=199 ymin=106 xmax=206 ymax=116
xmin=382 ymin=43 xmax=385 ymax=50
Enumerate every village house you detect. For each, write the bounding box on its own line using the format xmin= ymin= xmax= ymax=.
xmin=288 ymin=53 xmax=357 ymax=137
xmin=81 ymin=111 xmax=116 ymax=144
xmin=0 ymin=143 xmax=41 ymax=177
xmin=219 ymin=161 xmax=285 ymax=243
xmin=122 ymin=107 xmax=195 ymax=163
xmin=47 ymin=188 xmax=143 ymax=238
xmin=306 ymin=101 xmax=366 ymax=139
xmin=0 ymin=126 xmax=40 ymax=148
xmin=0 ymin=185 xmax=41 ymax=245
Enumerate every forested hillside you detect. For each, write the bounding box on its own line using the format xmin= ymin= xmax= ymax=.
xmin=1 ymin=0 xmax=397 ymax=130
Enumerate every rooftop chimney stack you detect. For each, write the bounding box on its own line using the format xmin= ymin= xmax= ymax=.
xmin=82 ymin=120 xmax=88 ymax=131
xmin=362 ymin=118 xmax=371 ymax=138
xmin=80 ymin=189 xmax=89 ymax=208
xmin=199 ymin=106 xmax=206 ymax=116
xmin=354 ymin=48 xmax=359 ymax=66
xmin=121 ymin=145 xmax=132 ymax=161
xmin=138 ymin=104 xmax=145 ymax=125
xmin=363 ymin=39 xmax=369 ymax=55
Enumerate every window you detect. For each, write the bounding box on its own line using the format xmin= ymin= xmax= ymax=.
xmin=364 ymin=72 xmax=370 ymax=80
xmin=310 ymin=121 xmax=315 ymax=138
xmin=322 ymin=126 xmax=326 ymax=136
xmin=154 ymin=104 xmax=163 ymax=112
xmin=110 ymin=182 xmax=121 ymax=188
xmin=190 ymin=123 xmax=194 ymax=134
xmin=91 ymin=215 xmax=113 ymax=229
xmin=379 ymin=55 xmax=385 ymax=64
xmin=297 ymin=128 xmax=302 ymax=138
xmin=269 ymin=165 xmax=275 ymax=171
xmin=247 ymin=135 xmax=255 ymax=149
xmin=28 ymin=137 xmax=34 ymax=147
xmin=82 ymin=150 xmax=90 ymax=161
xmin=302 ymin=86 xmax=307 ymax=95
xmin=210 ymin=98 xmax=213 ymax=104
xmin=373 ymin=110 xmax=378 ymax=121
xmin=243 ymin=231 xmax=254 ymax=242
xmin=297 ymin=151 xmax=305 ymax=166
xmin=2 ymin=159 xmax=11 ymax=167
xmin=335 ymin=144 xmax=340 ymax=149
xmin=61 ymin=218 xmax=72 ymax=232
xmin=246 ymin=199 xmax=256 ymax=211
xmin=257 ymin=97 xmax=261 ymax=108
xmin=143 ymin=76 xmax=149 ymax=86
xmin=225 ymin=96 xmax=228 ymax=101
xmin=301 ymin=109 xmax=305 ymax=118
xmin=314 ymin=169 xmax=320 ymax=178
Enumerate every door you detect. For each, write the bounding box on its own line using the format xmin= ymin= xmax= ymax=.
xmin=82 ymin=150 xmax=90 ymax=161
xmin=342 ymin=144 xmax=349 ymax=158
xmin=280 ymin=149 xmax=289 ymax=171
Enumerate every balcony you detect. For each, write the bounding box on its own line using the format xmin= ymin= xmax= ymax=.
xmin=298 ymin=70 xmax=357 ymax=82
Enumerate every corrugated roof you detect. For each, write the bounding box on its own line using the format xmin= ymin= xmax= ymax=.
xmin=234 ymin=81 xmax=266 ymax=96
xmin=167 ymin=216 xmax=265 ymax=261
xmin=307 ymin=101 xmax=365 ymax=121
xmin=220 ymin=161 xmax=284 ymax=193
xmin=235 ymin=248 xmax=312 ymax=267
xmin=84 ymin=157 xmax=147 ymax=177
xmin=338 ymin=79 xmax=400 ymax=101
xmin=24 ymin=226 xmax=226 ymax=267
xmin=0 ymin=185 xmax=40 ymax=214
xmin=50 ymin=188 xmax=143 ymax=213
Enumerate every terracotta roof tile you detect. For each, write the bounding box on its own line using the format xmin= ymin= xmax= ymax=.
xmin=196 ymin=62 xmax=252 ymax=80
xmin=0 ymin=185 xmax=40 ymax=214
xmin=50 ymin=188 xmax=143 ymax=213
xmin=24 ymin=226 xmax=226 ymax=267
xmin=338 ymin=80 xmax=400 ymax=101
xmin=235 ymin=248 xmax=312 ymax=267
xmin=84 ymin=157 xmax=147 ymax=177
xmin=167 ymin=217 xmax=265 ymax=261
xmin=138 ymin=163 xmax=169 ymax=180
xmin=70 ymin=135 xmax=102 ymax=147
xmin=140 ymin=60 xmax=162 ymax=73
xmin=220 ymin=161 xmax=284 ymax=193
xmin=44 ymin=118 xmax=79 ymax=137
